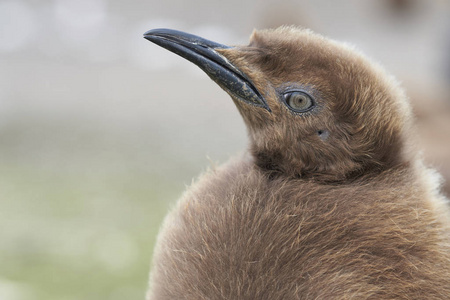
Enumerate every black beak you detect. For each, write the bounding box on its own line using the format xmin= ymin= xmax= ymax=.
xmin=143 ymin=28 xmax=270 ymax=111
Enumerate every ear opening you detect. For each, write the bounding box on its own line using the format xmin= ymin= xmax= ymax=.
xmin=318 ymin=130 xmax=330 ymax=141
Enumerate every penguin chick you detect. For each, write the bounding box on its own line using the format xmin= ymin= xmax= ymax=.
xmin=144 ymin=27 xmax=450 ymax=299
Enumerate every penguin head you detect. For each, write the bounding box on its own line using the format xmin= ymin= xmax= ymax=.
xmin=144 ymin=27 xmax=412 ymax=181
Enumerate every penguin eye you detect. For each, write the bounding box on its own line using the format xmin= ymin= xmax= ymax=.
xmin=283 ymin=91 xmax=314 ymax=113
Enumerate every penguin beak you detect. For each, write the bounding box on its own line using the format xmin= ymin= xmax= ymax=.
xmin=144 ymin=28 xmax=270 ymax=112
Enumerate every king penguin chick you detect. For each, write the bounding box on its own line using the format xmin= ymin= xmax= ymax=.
xmin=143 ymin=27 xmax=450 ymax=299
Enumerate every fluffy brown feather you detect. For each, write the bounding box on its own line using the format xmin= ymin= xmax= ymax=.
xmin=147 ymin=27 xmax=450 ymax=299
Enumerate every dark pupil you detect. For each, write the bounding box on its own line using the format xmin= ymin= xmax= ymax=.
xmin=293 ymin=96 xmax=304 ymax=105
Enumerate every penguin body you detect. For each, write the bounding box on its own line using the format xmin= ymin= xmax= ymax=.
xmin=144 ymin=27 xmax=450 ymax=299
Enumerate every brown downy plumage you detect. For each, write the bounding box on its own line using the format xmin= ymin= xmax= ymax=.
xmin=143 ymin=27 xmax=450 ymax=299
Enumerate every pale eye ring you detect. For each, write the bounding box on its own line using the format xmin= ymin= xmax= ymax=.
xmin=283 ymin=91 xmax=315 ymax=113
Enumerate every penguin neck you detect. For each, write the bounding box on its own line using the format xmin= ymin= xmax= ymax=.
xmin=249 ymin=144 xmax=413 ymax=183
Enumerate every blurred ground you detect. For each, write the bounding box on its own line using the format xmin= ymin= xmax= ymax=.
xmin=0 ymin=0 xmax=449 ymax=299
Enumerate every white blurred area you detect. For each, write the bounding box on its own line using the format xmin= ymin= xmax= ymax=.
xmin=0 ymin=0 xmax=449 ymax=299
xmin=0 ymin=0 xmax=449 ymax=173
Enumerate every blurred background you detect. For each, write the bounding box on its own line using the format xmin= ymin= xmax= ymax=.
xmin=1 ymin=0 xmax=449 ymax=299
